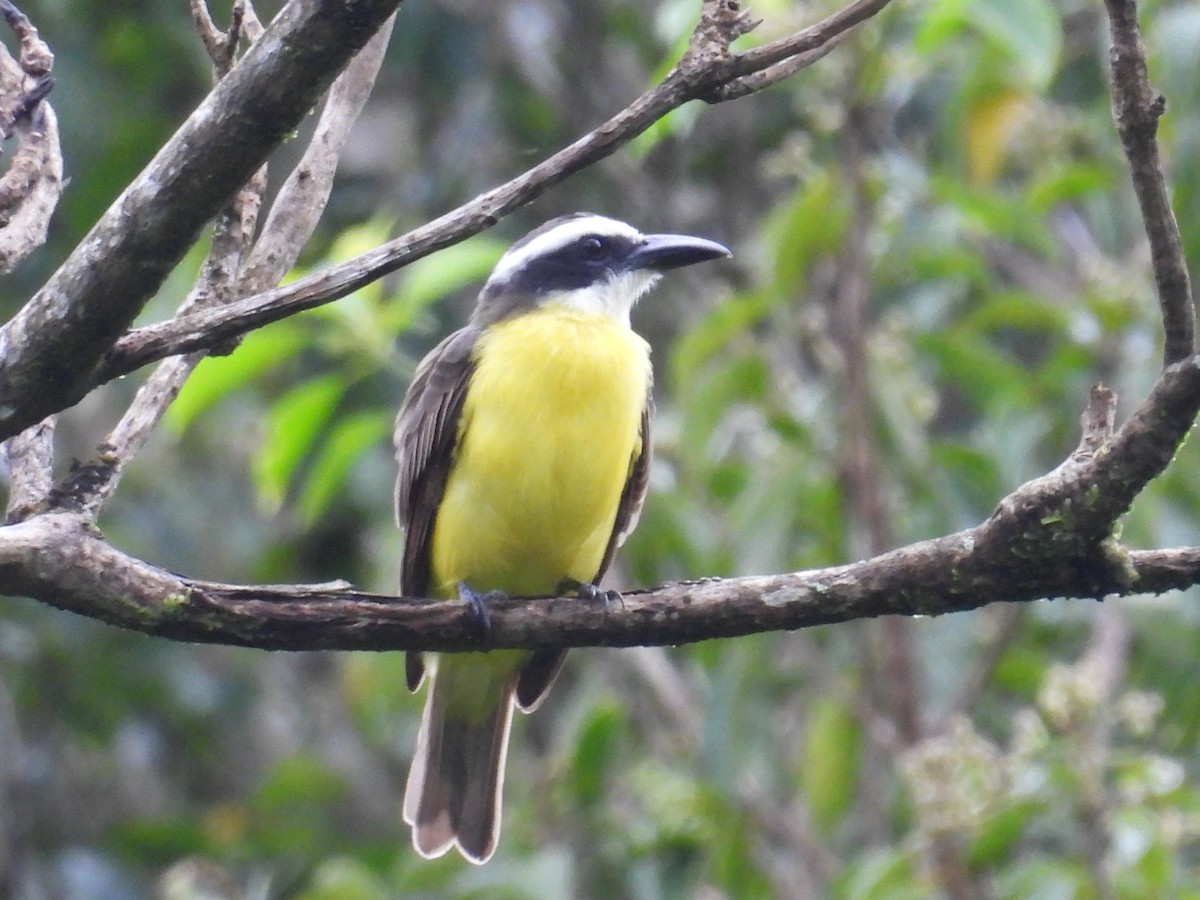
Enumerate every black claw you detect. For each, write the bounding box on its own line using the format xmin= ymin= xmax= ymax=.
xmin=558 ymin=579 xmax=624 ymax=609
xmin=457 ymin=581 xmax=506 ymax=645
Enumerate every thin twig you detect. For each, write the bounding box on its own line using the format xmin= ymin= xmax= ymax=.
xmin=0 ymin=0 xmax=405 ymax=442
xmin=0 ymin=1 xmax=60 ymax=273
xmin=94 ymin=0 xmax=896 ymax=388
xmin=55 ymin=12 xmax=396 ymax=517
xmin=1 ymin=416 xmax=53 ymax=522
xmin=1103 ymin=0 xmax=1194 ymax=366
xmin=239 ymin=13 xmax=396 ymax=293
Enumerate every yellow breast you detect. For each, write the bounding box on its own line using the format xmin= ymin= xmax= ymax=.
xmin=429 ymin=304 xmax=652 ymax=598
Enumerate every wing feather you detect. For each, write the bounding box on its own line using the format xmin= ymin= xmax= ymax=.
xmin=394 ymin=326 xmax=479 ymax=691
xmin=596 ymin=394 xmax=654 ymax=581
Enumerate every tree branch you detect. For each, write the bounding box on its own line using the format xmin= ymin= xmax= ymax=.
xmin=0 ymin=1 xmax=60 ymax=273
xmin=0 ymin=0 xmax=404 ymax=442
xmin=4 ymin=353 xmax=1200 ymax=651
xmin=92 ymin=0 xmax=895 ymax=391
xmin=1104 ymin=0 xmax=1194 ymax=367
xmin=0 ymin=0 xmax=1196 ymax=670
xmin=1 ymin=416 xmax=52 ymax=521
xmin=50 ymin=9 xmax=396 ymax=518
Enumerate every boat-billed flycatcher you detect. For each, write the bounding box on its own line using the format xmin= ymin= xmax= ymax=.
xmin=394 ymin=212 xmax=730 ymax=863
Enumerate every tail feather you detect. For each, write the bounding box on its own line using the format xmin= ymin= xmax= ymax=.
xmin=403 ymin=664 xmax=516 ymax=864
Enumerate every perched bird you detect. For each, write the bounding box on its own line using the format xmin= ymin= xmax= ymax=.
xmin=394 ymin=212 xmax=730 ymax=863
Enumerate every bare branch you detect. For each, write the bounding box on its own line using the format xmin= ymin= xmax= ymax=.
xmin=0 ymin=1 xmax=49 ymax=74
xmin=240 ymin=12 xmax=396 ymax=293
xmin=95 ymin=0 xmax=897 ymax=388
xmin=1104 ymin=0 xmax=1194 ymax=366
xmin=726 ymin=0 xmax=891 ymax=77
xmin=0 ymin=101 xmax=61 ymax=271
xmin=1 ymin=416 xmax=53 ymax=521
xmin=53 ymin=169 xmax=267 ymax=517
xmin=53 ymin=13 xmax=396 ymax=517
xmin=5 ymin=355 xmax=1200 ymax=650
xmin=0 ymin=1 xmax=60 ymax=272
xmin=0 ymin=519 xmax=1194 ymax=656
xmin=0 ymin=0 xmax=404 ymax=442
xmin=188 ymin=0 xmax=233 ymax=69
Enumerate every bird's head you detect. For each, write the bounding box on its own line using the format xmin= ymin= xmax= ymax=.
xmin=473 ymin=213 xmax=731 ymax=327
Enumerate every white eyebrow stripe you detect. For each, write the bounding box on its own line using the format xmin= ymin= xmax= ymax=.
xmin=487 ymin=215 xmax=643 ymax=283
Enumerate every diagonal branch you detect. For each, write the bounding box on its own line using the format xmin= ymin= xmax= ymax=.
xmin=50 ymin=10 xmax=396 ymax=518
xmin=0 ymin=0 xmax=61 ymax=273
xmin=0 ymin=0 xmax=404 ymax=443
xmin=1104 ymin=0 xmax=1194 ymax=366
xmin=93 ymin=0 xmax=895 ymax=389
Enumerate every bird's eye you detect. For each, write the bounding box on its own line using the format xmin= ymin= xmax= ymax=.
xmin=582 ymin=236 xmax=607 ymax=257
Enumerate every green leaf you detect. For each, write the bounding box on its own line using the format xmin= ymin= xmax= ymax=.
xmin=769 ymin=172 xmax=850 ymax=298
xmin=970 ymin=0 xmax=1062 ymax=89
xmin=297 ymin=410 xmax=393 ymax=524
xmin=837 ymin=848 xmax=920 ymax=900
xmin=802 ymin=696 xmax=863 ymax=834
xmin=963 ymin=290 xmax=1070 ymax=337
xmin=1028 ymin=162 xmax=1114 ymax=211
xmin=569 ymin=700 xmax=624 ymax=804
xmin=669 ymin=294 xmax=772 ymax=389
xmin=299 ymin=858 xmax=391 ymax=900
xmin=994 ymin=857 xmax=1089 ymax=900
xmin=914 ymin=0 xmax=971 ymax=53
xmin=164 ymin=324 xmax=307 ymax=434
xmin=967 ymin=799 xmax=1040 ymax=866
xmin=252 ymin=374 xmax=348 ymax=515
xmin=386 ymin=236 xmax=508 ymax=334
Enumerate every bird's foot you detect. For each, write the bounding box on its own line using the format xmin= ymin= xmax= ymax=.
xmin=457 ymin=581 xmax=507 ymax=645
xmin=557 ymin=578 xmax=624 ymax=610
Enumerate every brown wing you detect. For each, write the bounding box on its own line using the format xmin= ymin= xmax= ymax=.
xmin=395 ymin=325 xmax=479 ymax=691
xmin=514 ymin=393 xmax=654 ymax=711
xmin=595 ymin=395 xmax=654 ymax=583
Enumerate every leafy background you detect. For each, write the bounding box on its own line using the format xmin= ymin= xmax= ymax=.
xmin=3 ymin=0 xmax=1200 ymax=897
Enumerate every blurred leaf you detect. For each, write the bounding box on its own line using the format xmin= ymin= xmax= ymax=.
xmin=966 ymin=799 xmax=1040 ymax=866
xmin=299 ymin=857 xmax=391 ymax=900
xmin=296 ymin=410 xmax=393 ymax=525
xmin=669 ymin=295 xmax=772 ymax=389
xmin=250 ymin=755 xmax=348 ymax=858
xmin=165 ymin=324 xmax=308 ymax=434
xmin=994 ymin=857 xmax=1089 ymax=900
xmin=769 ymin=172 xmax=851 ymax=298
xmin=965 ymin=89 xmax=1031 ymax=185
xmin=916 ymin=328 xmax=1032 ymax=411
xmin=970 ymin=0 xmax=1062 ymax=88
xmin=569 ymin=700 xmax=624 ymax=805
xmin=802 ymin=696 xmax=863 ymax=834
xmin=385 ymin=236 xmax=508 ymax=334
xmin=252 ymin=374 xmax=348 ymax=515
xmin=914 ymin=0 xmax=975 ymax=53
xmin=963 ymin=290 xmax=1069 ymax=337
xmin=1028 ymin=162 xmax=1114 ymax=210
xmin=836 ymin=848 xmax=920 ymax=900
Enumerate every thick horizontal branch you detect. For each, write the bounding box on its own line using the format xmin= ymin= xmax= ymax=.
xmin=4 ymin=357 xmax=1200 ymax=652
xmin=0 ymin=510 xmax=1195 ymax=654
xmin=0 ymin=0 xmax=403 ymax=441
xmin=92 ymin=0 xmax=893 ymax=387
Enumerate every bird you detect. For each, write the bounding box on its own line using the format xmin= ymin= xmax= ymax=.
xmin=394 ymin=212 xmax=730 ymax=863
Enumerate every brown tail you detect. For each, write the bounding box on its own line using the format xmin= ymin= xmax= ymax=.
xmin=403 ymin=669 xmax=515 ymax=864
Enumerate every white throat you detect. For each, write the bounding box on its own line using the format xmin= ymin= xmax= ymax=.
xmin=543 ymin=270 xmax=661 ymax=326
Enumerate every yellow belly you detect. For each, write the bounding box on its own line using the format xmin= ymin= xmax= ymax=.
xmin=429 ymin=305 xmax=651 ymax=599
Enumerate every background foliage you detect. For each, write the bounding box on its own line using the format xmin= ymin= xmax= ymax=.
xmin=3 ymin=0 xmax=1200 ymax=897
